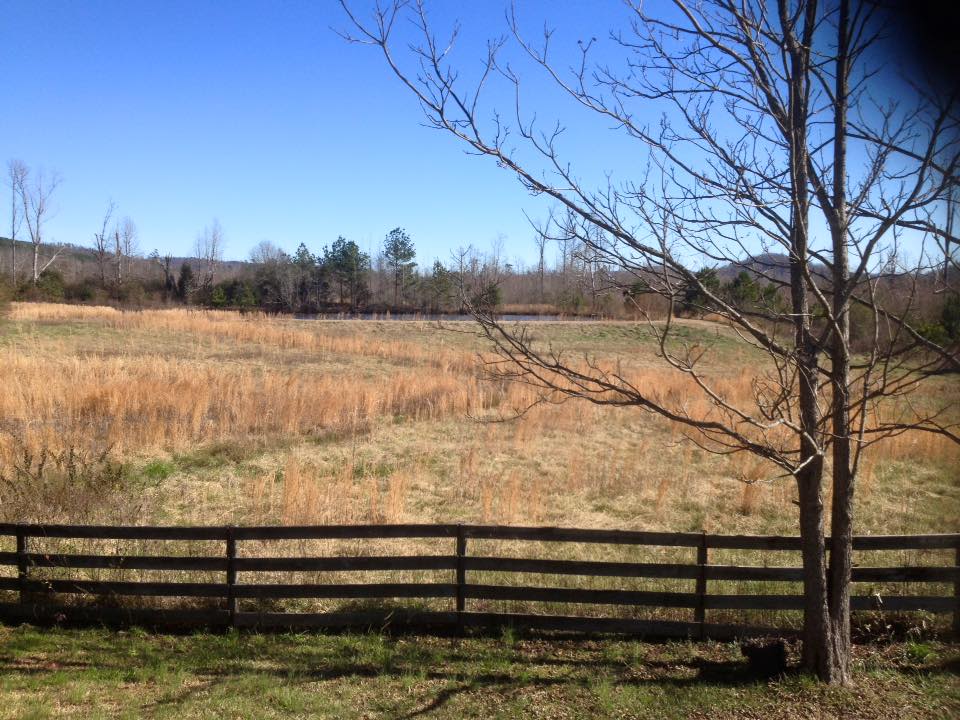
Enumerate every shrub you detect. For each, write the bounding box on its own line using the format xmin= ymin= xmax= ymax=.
xmin=211 ymin=285 xmax=228 ymax=308
xmin=19 ymin=269 xmax=67 ymax=301
xmin=0 ymin=440 xmax=136 ymax=524
xmin=917 ymin=321 xmax=950 ymax=346
xmin=679 ymin=267 xmax=720 ymax=316
xmin=116 ymin=279 xmax=147 ymax=305
xmin=941 ymin=292 xmax=960 ymax=339
xmin=64 ymin=278 xmax=98 ymax=302
xmin=0 ymin=279 xmax=12 ymax=315
xmin=470 ymin=282 xmax=503 ymax=313
xmin=555 ymin=288 xmax=585 ymax=314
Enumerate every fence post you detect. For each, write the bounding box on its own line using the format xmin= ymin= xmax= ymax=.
xmin=455 ymin=525 xmax=466 ymax=634
xmin=16 ymin=526 xmax=29 ymax=607
xmin=695 ymin=532 xmax=708 ymax=640
xmin=226 ymin=527 xmax=237 ymax=629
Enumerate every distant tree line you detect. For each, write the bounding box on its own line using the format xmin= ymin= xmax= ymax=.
xmin=2 ymin=157 xmax=958 ymax=342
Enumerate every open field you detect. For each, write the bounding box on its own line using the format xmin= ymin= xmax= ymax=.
xmin=1 ymin=303 xmax=958 ymax=629
xmin=3 ymin=302 xmax=956 ymax=531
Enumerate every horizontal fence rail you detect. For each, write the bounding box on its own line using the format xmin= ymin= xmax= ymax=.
xmin=0 ymin=523 xmax=957 ymax=638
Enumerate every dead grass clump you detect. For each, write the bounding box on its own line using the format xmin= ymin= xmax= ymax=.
xmin=9 ymin=302 xmax=122 ymax=321
xmin=731 ymin=454 xmax=771 ymax=516
xmin=0 ymin=439 xmax=145 ymax=524
xmin=870 ymin=431 xmax=959 ymax=466
xmin=654 ymin=475 xmax=672 ymax=512
xmin=385 ymin=469 xmax=410 ymax=523
xmin=0 ymin=349 xmax=495 ymax=459
xmin=738 ymin=483 xmax=762 ymax=516
xmin=109 ymin=307 xmax=474 ymax=372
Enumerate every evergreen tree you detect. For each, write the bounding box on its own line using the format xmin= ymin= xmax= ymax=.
xmin=176 ymin=263 xmax=195 ymax=302
xmin=383 ymin=227 xmax=416 ymax=306
xmin=425 ymin=260 xmax=454 ymax=312
xmin=323 ymin=236 xmax=371 ymax=309
xmin=293 ymin=242 xmax=317 ymax=310
xmin=680 ymin=267 xmax=720 ymax=316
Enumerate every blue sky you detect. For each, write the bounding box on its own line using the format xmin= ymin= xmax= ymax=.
xmin=1 ymin=0 xmax=630 ymax=266
xmin=1 ymin=1 xmax=937 ymax=269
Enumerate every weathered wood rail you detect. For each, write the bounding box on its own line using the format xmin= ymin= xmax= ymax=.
xmin=0 ymin=523 xmax=957 ymax=638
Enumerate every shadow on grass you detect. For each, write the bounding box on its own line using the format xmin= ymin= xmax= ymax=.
xmin=1 ymin=628 xmax=957 ymax=718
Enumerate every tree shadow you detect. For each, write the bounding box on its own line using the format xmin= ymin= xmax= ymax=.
xmin=2 ymin=629 xmax=957 ymax=717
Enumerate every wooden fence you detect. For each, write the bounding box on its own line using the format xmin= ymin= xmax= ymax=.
xmin=0 ymin=523 xmax=957 ymax=638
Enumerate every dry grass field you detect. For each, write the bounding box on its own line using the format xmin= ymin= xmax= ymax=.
xmin=1 ymin=302 xmax=958 ymax=628
xmin=3 ymin=302 xmax=956 ymax=532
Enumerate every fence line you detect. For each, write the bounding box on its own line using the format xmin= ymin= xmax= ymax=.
xmin=0 ymin=523 xmax=957 ymax=638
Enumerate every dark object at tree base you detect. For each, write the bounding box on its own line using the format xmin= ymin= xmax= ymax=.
xmin=740 ymin=638 xmax=787 ymax=677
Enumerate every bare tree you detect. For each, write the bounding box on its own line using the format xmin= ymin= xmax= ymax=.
xmin=19 ymin=167 xmax=62 ymax=284
xmin=149 ymin=250 xmax=176 ymax=301
xmin=490 ymin=233 xmax=506 ymax=280
xmin=249 ymin=239 xmax=285 ymax=265
xmin=195 ymin=219 xmax=224 ymax=288
xmin=342 ymin=0 xmax=960 ymax=683
xmin=534 ymin=233 xmax=547 ymax=303
xmin=114 ymin=216 xmax=138 ymax=289
xmin=7 ymin=160 xmax=28 ymax=287
xmin=93 ymin=201 xmax=116 ymax=289
xmin=937 ymin=184 xmax=960 ymax=291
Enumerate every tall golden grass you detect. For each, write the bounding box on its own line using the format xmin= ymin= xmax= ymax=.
xmin=8 ymin=303 xmax=122 ymax=321
xmin=4 ymin=302 xmax=957 ymax=533
xmin=0 ymin=347 xmax=496 ymax=461
xmin=5 ymin=301 xmax=956 ymax=629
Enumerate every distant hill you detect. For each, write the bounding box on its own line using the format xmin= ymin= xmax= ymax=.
xmin=716 ymin=253 xmax=794 ymax=283
xmin=0 ymin=237 xmax=250 ymax=283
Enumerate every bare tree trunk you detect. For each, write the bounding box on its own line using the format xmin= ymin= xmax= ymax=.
xmin=783 ymin=0 xmax=840 ymax=681
xmin=793 ymin=251 xmax=833 ymax=678
xmin=796 ymin=456 xmax=831 ymax=678
xmin=827 ymin=0 xmax=853 ymax=685
xmin=536 ymin=237 xmax=546 ymax=303
xmin=9 ymin=198 xmax=14 ymax=286
xmin=22 ymin=168 xmax=61 ymax=285
xmin=8 ymin=160 xmax=26 ymax=287
xmin=115 ymin=229 xmax=123 ymax=289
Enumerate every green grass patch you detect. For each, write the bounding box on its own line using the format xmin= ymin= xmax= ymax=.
xmin=172 ymin=442 xmax=263 ymax=473
xmin=141 ymin=460 xmax=176 ymax=482
xmin=0 ymin=626 xmax=956 ymax=719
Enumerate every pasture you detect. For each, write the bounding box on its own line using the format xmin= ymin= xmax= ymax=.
xmin=2 ymin=302 xmax=956 ymax=536
xmin=2 ymin=303 xmax=959 ymax=716
xmin=1 ymin=303 xmax=957 ymax=627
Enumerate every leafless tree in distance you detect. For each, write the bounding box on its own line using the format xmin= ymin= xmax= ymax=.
xmin=533 ymin=232 xmax=547 ymax=303
xmin=93 ymin=201 xmax=116 ymax=289
xmin=195 ymin=219 xmax=224 ymax=289
xmin=114 ymin=216 xmax=138 ymax=289
xmin=341 ymin=0 xmax=960 ymax=683
xmin=249 ymin=239 xmax=286 ymax=265
xmin=7 ymin=159 xmax=28 ymax=286
xmin=149 ymin=249 xmax=176 ymax=301
xmin=19 ymin=167 xmax=62 ymax=284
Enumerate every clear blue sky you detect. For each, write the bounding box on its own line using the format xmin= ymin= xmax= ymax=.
xmin=1 ymin=1 xmax=932 ymax=268
xmin=1 ymin=0 xmax=630 ymax=267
